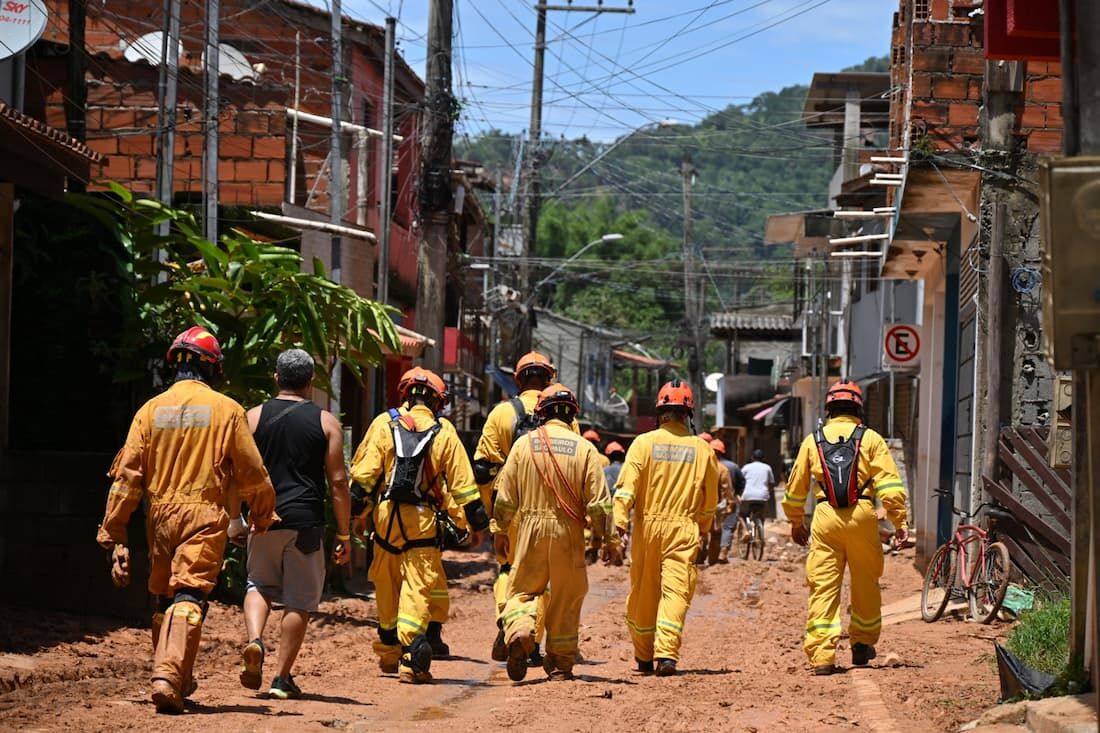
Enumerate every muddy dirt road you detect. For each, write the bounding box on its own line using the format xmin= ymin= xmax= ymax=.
xmin=0 ymin=525 xmax=1006 ymax=732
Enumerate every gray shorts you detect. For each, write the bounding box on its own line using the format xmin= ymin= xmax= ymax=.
xmin=246 ymin=528 xmax=325 ymax=612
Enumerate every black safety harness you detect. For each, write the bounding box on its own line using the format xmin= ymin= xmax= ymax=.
xmin=813 ymin=424 xmax=873 ymax=509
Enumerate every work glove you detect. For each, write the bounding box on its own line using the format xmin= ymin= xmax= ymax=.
xmin=791 ymin=523 xmax=810 ymax=547
xmin=228 ymin=515 xmax=248 ymax=548
xmin=493 ymin=532 xmax=510 ymax=560
xmin=110 ymin=545 xmax=130 ymax=588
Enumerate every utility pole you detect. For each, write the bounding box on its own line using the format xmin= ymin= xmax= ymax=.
xmin=371 ymin=16 xmax=396 ymax=418
xmin=202 ymin=0 xmax=219 ymax=244
xmin=416 ymin=0 xmax=453 ymax=373
xmin=329 ymin=0 xmax=345 ymax=414
xmin=154 ymin=0 xmax=181 ymax=240
xmin=522 ymin=2 xmax=635 ymax=291
xmin=682 ymin=157 xmax=704 ymax=430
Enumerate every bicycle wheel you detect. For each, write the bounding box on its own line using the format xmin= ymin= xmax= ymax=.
xmin=736 ymin=519 xmax=751 ymax=560
xmin=751 ymin=518 xmax=765 ymax=560
xmin=921 ymin=543 xmax=955 ymax=622
xmin=970 ymin=541 xmax=1011 ymax=624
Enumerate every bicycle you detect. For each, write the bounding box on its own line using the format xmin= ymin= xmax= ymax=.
xmin=920 ymin=489 xmax=1011 ymax=624
xmin=733 ymin=501 xmax=766 ymax=561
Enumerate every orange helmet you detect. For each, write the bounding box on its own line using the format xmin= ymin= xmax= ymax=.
xmin=656 ymin=379 xmax=694 ymax=410
xmin=535 ymin=383 xmax=579 ymax=417
xmin=514 ymin=351 xmax=556 ymax=381
xmin=398 ymin=367 xmax=447 ymax=404
xmin=604 ymin=441 xmax=625 ymax=456
xmin=582 ymin=429 xmax=600 ymax=442
xmin=710 ymin=439 xmax=726 ymax=455
xmin=826 ymin=378 xmax=864 ymax=409
xmin=166 ymin=326 xmax=223 ymax=365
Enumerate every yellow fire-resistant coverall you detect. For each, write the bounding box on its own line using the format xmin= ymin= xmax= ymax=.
xmin=493 ymin=420 xmax=612 ymax=674
xmin=614 ymin=421 xmax=718 ymax=663
xmin=96 ymin=378 xmax=278 ymax=694
xmin=474 ymin=389 xmax=577 ymax=632
xmin=782 ymin=415 xmax=909 ymax=667
xmin=350 ymin=404 xmax=480 ymax=671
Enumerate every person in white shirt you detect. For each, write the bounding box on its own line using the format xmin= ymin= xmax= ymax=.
xmin=738 ymin=449 xmax=776 ymax=523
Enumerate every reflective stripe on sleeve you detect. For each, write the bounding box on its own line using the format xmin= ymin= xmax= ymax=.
xmin=451 ymin=484 xmax=480 ymax=505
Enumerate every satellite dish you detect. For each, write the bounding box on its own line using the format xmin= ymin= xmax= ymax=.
xmin=0 ymin=0 xmax=47 ymax=61
xmin=704 ymin=372 xmax=723 ymax=393
xmin=123 ymin=31 xmax=181 ymax=65
xmin=201 ymin=43 xmax=255 ymax=81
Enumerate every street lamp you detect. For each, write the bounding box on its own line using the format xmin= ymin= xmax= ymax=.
xmin=528 ymin=233 xmax=624 ymax=302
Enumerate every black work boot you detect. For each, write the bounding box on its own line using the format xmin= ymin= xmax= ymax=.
xmin=636 ymin=659 xmax=654 ymax=674
xmin=851 ymin=643 xmax=877 ymax=667
xmin=426 ymin=621 xmax=450 ymax=658
xmin=655 ymin=658 xmax=677 ymax=677
xmin=527 ymin=641 xmax=544 ymax=667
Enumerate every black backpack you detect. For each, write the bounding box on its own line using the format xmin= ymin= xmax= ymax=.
xmin=510 ymin=397 xmax=540 ymax=443
xmin=381 ymin=408 xmax=442 ymax=505
xmin=813 ymin=425 xmax=873 ymax=509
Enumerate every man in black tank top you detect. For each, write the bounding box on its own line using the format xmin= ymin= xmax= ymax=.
xmin=237 ymin=349 xmax=351 ymax=700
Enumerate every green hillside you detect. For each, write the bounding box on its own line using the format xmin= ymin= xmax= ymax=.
xmin=456 ymin=56 xmax=886 ymax=343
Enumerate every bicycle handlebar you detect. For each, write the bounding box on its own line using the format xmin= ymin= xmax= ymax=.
xmin=934 ymin=488 xmax=1005 ymax=523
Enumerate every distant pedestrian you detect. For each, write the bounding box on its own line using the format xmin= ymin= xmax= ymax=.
xmin=97 ymin=326 xmax=278 ymax=714
xmin=238 ymin=349 xmax=352 ymax=700
xmin=737 ymin=448 xmax=775 ymax=531
xmin=708 ymin=439 xmax=745 ymax=565
xmin=783 ymin=380 xmax=908 ymax=675
xmin=614 ymin=380 xmax=718 ymax=677
xmin=601 ymin=442 xmax=627 ymax=565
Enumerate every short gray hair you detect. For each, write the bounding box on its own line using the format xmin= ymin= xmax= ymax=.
xmin=275 ymin=349 xmax=315 ymax=390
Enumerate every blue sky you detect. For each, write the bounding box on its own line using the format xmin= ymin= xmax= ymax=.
xmin=335 ymin=1 xmax=897 ymax=141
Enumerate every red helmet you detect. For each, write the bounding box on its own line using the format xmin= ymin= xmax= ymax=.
xmin=826 ymin=379 xmax=864 ymax=409
xmin=582 ymin=429 xmax=600 ymax=442
xmin=398 ymin=367 xmax=447 ymax=403
xmin=699 ymin=431 xmax=714 ymax=443
xmin=604 ymin=441 xmax=625 ymax=456
xmin=710 ymin=439 xmax=726 ymax=455
xmin=166 ymin=326 xmax=223 ymax=365
xmin=656 ymin=379 xmax=694 ymax=410
xmin=535 ymin=383 xmax=579 ymax=417
xmin=514 ymin=351 xmax=556 ymax=382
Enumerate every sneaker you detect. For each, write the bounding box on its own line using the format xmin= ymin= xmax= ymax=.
xmin=491 ymin=628 xmax=508 ymax=662
xmin=267 ymin=675 xmax=302 ymax=700
xmin=636 ymin=659 xmax=654 ymax=674
xmin=851 ymin=643 xmax=877 ymax=667
xmin=239 ymin=638 xmax=265 ymax=690
xmin=150 ymin=679 xmax=183 ymax=714
xmin=655 ymin=658 xmax=677 ymax=677
xmin=813 ymin=664 xmax=838 ymax=676
xmin=506 ymin=634 xmax=533 ymax=682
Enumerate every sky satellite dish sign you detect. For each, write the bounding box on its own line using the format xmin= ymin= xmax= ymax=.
xmin=0 ymin=0 xmax=47 ymax=61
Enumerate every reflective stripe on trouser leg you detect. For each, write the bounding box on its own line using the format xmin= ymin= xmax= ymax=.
xmin=847 ymin=503 xmax=885 ymax=647
xmin=625 ymin=526 xmax=660 ymax=663
xmin=502 ymin=516 xmax=553 ymax=646
xmin=804 ymin=505 xmax=847 ymax=667
xmin=429 ymin=571 xmax=450 ymax=624
xmin=396 ymin=546 xmax=444 ymax=648
xmin=369 ymin=543 xmax=402 ymax=668
xmin=151 ymin=601 xmax=203 ymax=692
xmin=653 ymin=530 xmax=698 ymax=662
xmin=544 ymin=522 xmax=586 ymax=669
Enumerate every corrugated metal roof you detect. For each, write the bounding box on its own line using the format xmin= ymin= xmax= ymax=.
xmin=709 ymin=312 xmax=795 ymax=332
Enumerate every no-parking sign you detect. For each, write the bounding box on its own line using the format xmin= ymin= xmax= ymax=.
xmin=883 ymin=324 xmax=921 ymax=368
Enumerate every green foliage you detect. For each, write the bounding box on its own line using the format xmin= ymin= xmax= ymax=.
xmin=67 ymin=183 xmax=401 ymax=406
xmin=1005 ymin=596 xmax=1070 ymax=676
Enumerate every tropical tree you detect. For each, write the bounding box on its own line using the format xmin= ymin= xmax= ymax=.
xmin=69 ymin=183 xmax=399 ymax=406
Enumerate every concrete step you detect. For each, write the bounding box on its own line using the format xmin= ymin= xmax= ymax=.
xmin=961 ymin=694 xmax=1097 ymax=733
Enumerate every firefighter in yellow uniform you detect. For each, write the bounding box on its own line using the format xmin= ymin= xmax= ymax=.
xmin=473 ymin=351 xmax=557 ymax=664
xmin=783 ymin=379 xmax=909 ymax=675
xmin=494 ymin=384 xmax=613 ymax=682
xmin=97 ymin=327 xmax=279 ymax=714
xmin=349 ymin=368 xmax=489 ymax=684
xmin=614 ymin=380 xmax=718 ymax=677
xmin=583 ymin=429 xmax=612 ymax=469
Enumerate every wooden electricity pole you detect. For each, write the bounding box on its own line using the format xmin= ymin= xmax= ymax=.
xmin=416 ymin=0 xmax=453 ymax=373
xmin=329 ymin=0 xmax=345 ymax=414
xmin=682 ymin=157 xmax=704 ymax=431
xmin=202 ymin=0 xmax=219 ymax=244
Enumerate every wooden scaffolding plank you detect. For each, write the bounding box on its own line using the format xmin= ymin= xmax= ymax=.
xmin=1004 ymin=429 xmax=1073 ymax=507
xmin=997 ymin=440 xmax=1072 ymax=531
xmin=982 ymin=476 xmax=1071 ymax=553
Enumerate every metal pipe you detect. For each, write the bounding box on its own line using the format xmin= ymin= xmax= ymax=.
xmin=288 ymin=108 xmax=403 ymax=141
xmin=289 ymin=32 xmax=300 ymax=203
xmin=249 ymin=210 xmax=377 ymax=241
